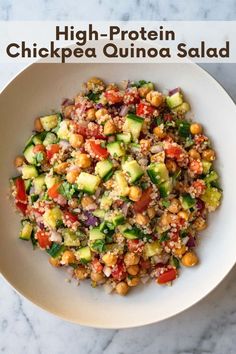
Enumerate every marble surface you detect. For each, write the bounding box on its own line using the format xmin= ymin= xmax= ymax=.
xmin=1 ymin=1 xmax=236 ymax=353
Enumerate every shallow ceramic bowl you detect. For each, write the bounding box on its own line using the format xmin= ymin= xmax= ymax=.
xmin=0 ymin=63 xmax=236 ymax=328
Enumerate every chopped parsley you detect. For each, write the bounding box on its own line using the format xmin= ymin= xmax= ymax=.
xmin=91 ymin=239 xmax=106 ymax=253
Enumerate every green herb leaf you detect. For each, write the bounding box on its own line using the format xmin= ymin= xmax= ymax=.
xmin=170 ymin=256 xmax=180 ymax=269
xmin=87 ymin=91 xmax=101 ymax=102
xmin=59 ymin=182 xmax=76 ymax=200
xmin=159 ymin=232 xmax=170 ymax=242
xmin=161 ymin=199 xmax=171 ymax=208
xmin=91 ymin=239 xmax=106 ymax=253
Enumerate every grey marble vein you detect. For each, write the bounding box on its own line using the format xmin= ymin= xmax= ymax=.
xmin=0 ymin=1 xmax=236 ymax=354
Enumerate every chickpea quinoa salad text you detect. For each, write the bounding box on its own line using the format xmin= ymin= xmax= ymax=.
xmin=10 ymin=77 xmax=222 ymax=296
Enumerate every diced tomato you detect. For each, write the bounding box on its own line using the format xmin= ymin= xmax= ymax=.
xmin=46 ymin=144 xmax=60 ymax=160
xmin=15 ymin=201 xmax=27 ymax=215
xmin=165 ymin=145 xmax=182 ymax=159
xmin=111 ymin=260 xmax=126 ymax=281
xmin=92 ymin=259 xmax=103 ymax=273
xmin=15 ymin=178 xmax=27 ymax=203
xmin=36 ymin=230 xmax=52 ymax=249
xmin=136 ymin=102 xmax=155 ymax=117
xmin=133 ymin=187 xmax=152 ymax=213
xmin=140 ymin=258 xmax=151 ymax=270
xmin=127 ymin=239 xmax=144 ymax=253
xmin=63 ymin=211 xmax=78 ymax=224
xmin=170 ymin=231 xmax=179 ymax=242
xmin=48 ymin=183 xmax=61 ymax=199
xmin=33 ymin=144 xmax=45 ymax=153
xmin=123 ymin=90 xmax=140 ymax=105
xmin=90 ymin=141 xmax=109 ymax=159
xmin=163 ymin=113 xmax=174 ymax=121
xmin=191 ymin=180 xmax=206 ymax=197
xmin=74 ymin=123 xmax=106 ymax=140
xmin=157 ymin=268 xmax=177 ymax=284
xmin=105 ymin=89 xmax=124 ymax=104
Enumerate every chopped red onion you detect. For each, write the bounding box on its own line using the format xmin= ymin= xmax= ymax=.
xmin=103 ymin=266 xmax=112 ymax=277
xmin=196 ymin=199 xmax=205 ymax=211
xmin=150 ymin=145 xmax=163 ymax=154
xmin=83 ymin=211 xmax=99 ymax=226
xmin=121 ymin=203 xmax=129 ymax=217
xmin=59 ymin=140 xmax=70 ymax=150
xmin=95 ymin=103 xmax=104 ymax=109
xmin=56 ymin=195 xmax=67 ymax=206
xmin=186 ymin=236 xmax=196 ymax=248
xmin=95 ymin=187 xmax=102 ymax=199
xmin=50 ymin=231 xmax=62 ymax=243
xmin=182 ymin=236 xmax=190 ymax=245
xmin=169 ymin=87 xmax=180 ymax=96
xmin=119 ymin=105 xmax=129 ymax=117
xmin=62 ymin=98 xmax=74 ymax=107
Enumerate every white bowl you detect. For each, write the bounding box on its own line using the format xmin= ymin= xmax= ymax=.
xmin=0 ymin=63 xmax=235 ymax=328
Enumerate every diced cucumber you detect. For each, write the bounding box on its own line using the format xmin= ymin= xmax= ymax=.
xmin=95 ymin=159 xmax=113 ymax=179
xmin=107 ymin=141 xmax=125 ymax=158
xmin=173 ymin=102 xmax=191 ymax=113
xmin=123 ymin=113 xmax=144 ymax=141
xmin=43 ymin=132 xmax=57 ymax=146
xmin=33 ymin=175 xmax=45 ymax=194
xmin=122 ymin=227 xmax=142 ymax=239
xmin=30 ymin=194 xmax=39 ymax=203
xmin=45 ymin=175 xmax=60 ymax=189
xmin=43 ymin=207 xmax=62 ymax=229
xmin=112 ymin=213 xmax=125 ymax=226
xmin=202 ymin=160 xmax=212 ymax=175
xmin=115 ymin=171 xmax=130 ymax=197
xmin=100 ymin=193 xmax=113 ymax=210
xmin=75 ymin=246 xmax=92 ymax=263
xmin=22 ymin=165 xmax=38 ymax=180
xmin=92 ymin=209 xmax=106 ymax=219
xmin=180 ymin=193 xmax=196 ymax=210
xmin=200 ymin=187 xmax=222 ymax=210
xmin=40 ymin=114 xmax=59 ymax=131
xmin=147 ymin=162 xmax=169 ymax=185
xmin=47 ymin=243 xmax=65 ymax=258
xmin=122 ymin=160 xmax=144 ymax=183
xmin=116 ymin=132 xmax=132 ymax=144
xmin=19 ymin=221 xmax=33 ymax=240
xmin=24 ymin=179 xmax=31 ymax=193
xmin=63 ymin=229 xmax=80 ymax=247
xmin=204 ymin=171 xmax=219 ymax=185
xmin=166 ymin=92 xmax=183 ymax=109
xmin=24 ymin=144 xmax=36 ymax=165
xmin=99 ymin=221 xmax=114 ymax=234
xmin=57 ymin=121 xmax=70 ymax=140
xmin=159 ymin=180 xmax=172 ymax=198
xmin=89 ymin=227 xmax=105 ymax=240
xmin=144 ymin=240 xmax=162 ymax=257
xmin=76 ymin=172 xmax=101 ymax=194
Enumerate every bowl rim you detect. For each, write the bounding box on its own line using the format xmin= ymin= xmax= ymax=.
xmin=0 ymin=61 xmax=236 ymax=329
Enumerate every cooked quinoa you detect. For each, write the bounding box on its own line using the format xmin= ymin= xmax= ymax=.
xmin=10 ymin=77 xmax=222 ymax=295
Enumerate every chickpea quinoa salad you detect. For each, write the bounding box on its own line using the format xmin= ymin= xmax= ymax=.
xmin=10 ymin=77 xmax=222 ymax=296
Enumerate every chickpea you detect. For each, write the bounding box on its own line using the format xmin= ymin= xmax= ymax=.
xmin=66 ymin=170 xmax=80 ymax=184
xmin=202 ymin=149 xmax=215 ymax=162
xmin=63 ymin=105 xmax=74 ymax=118
xmin=153 ymin=126 xmax=165 ymax=139
xmin=34 ymin=117 xmax=44 ymax=132
xmin=81 ymin=195 xmax=94 ymax=209
xmin=147 ymin=207 xmax=156 ymax=219
xmin=173 ymin=244 xmax=187 ymax=257
xmin=90 ymin=271 xmax=104 ymax=282
xmin=136 ymin=213 xmax=149 ymax=226
xmin=54 ymin=162 xmax=68 ymax=174
xmin=104 ymin=120 xmax=117 ymax=135
xmin=165 ymin=159 xmax=177 ymax=174
xmin=127 ymin=276 xmax=140 ymax=287
xmin=102 ymin=253 xmax=118 ymax=267
xmin=193 ymin=217 xmax=207 ymax=231
xmin=129 ymin=186 xmax=142 ymax=202
xmin=86 ymin=108 xmax=96 ymax=121
xmin=168 ymin=198 xmax=181 ymax=214
xmin=151 ymin=151 xmax=165 ymax=163
xmin=87 ymin=77 xmax=105 ymax=92
xmin=49 ymin=257 xmax=60 ymax=267
xmin=189 ymin=149 xmax=201 ymax=160
xmin=74 ymin=265 xmax=88 ymax=280
xmin=127 ymin=265 xmax=139 ymax=276
xmin=75 ymin=154 xmax=91 ymax=168
xmin=138 ymin=85 xmax=152 ymax=98
xmin=146 ymin=91 xmax=164 ymax=107
xmin=95 ymin=108 xmax=108 ymax=120
xmin=61 ymin=250 xmax=76 ymax=265
xmin=116 ymin=281 xmax=129 ymax=296
xmin=140 ymin=139 xmax=151 ymax=154
xmin=69 ymin=133 xmax=84 ymax=149
xmin=182 ymin=251 xmax=199 ymax=267
xmin=190 ymin=123 xmax=202 ymax=135
xmin=159 ymin=212 xmax=172 ymax=227
xmin=68 ymin=198 xmax=79 ymax=209
xmin=178 ymin=210 xmax=189 ymax=221
xmin=14 ymin=155 xmax=25 ymax=168
xmin=124 ymin=252 xmax=140 ymax=267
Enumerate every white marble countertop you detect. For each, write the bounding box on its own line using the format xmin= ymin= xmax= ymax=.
xmin=1 ymin=1 xmax=236 ymax=353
